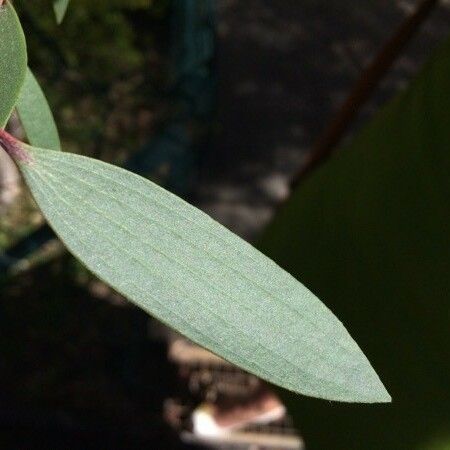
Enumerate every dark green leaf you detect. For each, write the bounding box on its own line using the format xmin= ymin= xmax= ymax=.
xmin=259 ymin=37 xmax=450 ymax=449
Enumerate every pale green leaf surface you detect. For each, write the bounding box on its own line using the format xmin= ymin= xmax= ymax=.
xmin=16 ymin=68 xmax=61 ymax=151
xmin=259 ymin=38 xmax=450 ymax=448
xmin=53 ymin=0 xmax=70 ymax=24
xmin=0 ymin=1 xmax=27 ymax=127
xmin=13 ymin=145 xmax=389 ymax=403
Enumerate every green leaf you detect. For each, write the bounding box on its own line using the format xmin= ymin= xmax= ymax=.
xmin=0 ymin=1 xmax=27 ymax=127
xmin=259 ymin=37 xmax=450 ymax=449
xmin=53 ymin=0 xmax=70 ymax=24
xmin=0 ymin=133 xmax=389 ymax=403
xmin=16 ymin=68 xmax=61 ymax=151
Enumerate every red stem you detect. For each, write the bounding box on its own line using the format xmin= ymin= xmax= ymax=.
xmin=289 ymin=0 xmax=439 ymax=190
xmin=0 ymin=129 xmax=33 ymax=164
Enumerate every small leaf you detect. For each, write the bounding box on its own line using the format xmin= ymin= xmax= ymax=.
xmin=0 ymin=1 xmax=27 ymax=127
xmin=0 ymin=132 xmax=390 ymax=403
xmin=16 ymin=68 xmax=61 ymax=151
xmin=53 ymin=0 xmax=70 ymax=24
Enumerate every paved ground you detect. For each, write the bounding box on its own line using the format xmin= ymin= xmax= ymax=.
xmin=196 ymin=0 xmax=450 ymax=239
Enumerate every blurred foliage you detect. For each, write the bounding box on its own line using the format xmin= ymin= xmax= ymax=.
xmin=12 ymin=0 xmax=172 ymax=158
xmin=420 ymin=436 xmax=450 ymax=450
xmin=17 ymin=0 xmax=170 ymax=80
xmin=260 ymin=36 xmax=450 ymax=450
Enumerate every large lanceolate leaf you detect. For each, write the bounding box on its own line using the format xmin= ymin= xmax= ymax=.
xmin=259 ymin=38 xmax=450 ymax=449
xmin=16 ymin=68 xmax=61 ymax=151
xmin=0 ymin=131 xmax=389 ymax=403
xmin=53 ymin=0 xmax=70 ymax=24
xmin=0 ymin=1 xmax=27 ymax=127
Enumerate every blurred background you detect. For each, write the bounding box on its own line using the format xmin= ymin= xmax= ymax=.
xmin=1 ymin=0 xmax=449 ymax=449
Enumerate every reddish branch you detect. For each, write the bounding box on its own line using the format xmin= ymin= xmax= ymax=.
xmin=0 ymin=129 xmax=33 ymax=164
xmin=290 ymin=0 xmax=439 ymax=190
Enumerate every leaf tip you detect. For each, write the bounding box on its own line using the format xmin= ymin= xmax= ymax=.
xmin=361 ymin=381 xmax=392 ymax=404
xmin=348 ymin=362 xmax=392 ymax=404
xmin=53 ymin=0 xmax=69 ymax=24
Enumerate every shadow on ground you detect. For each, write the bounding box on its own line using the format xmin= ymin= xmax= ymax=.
xmin=0 ymin=259 xmax=183 ymax=449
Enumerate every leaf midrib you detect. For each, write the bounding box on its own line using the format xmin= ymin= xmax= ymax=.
xmin=33 ymin=152 xmax=350 ymax=346
xmin=35 ymin=155 xmax=354 ymax=359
